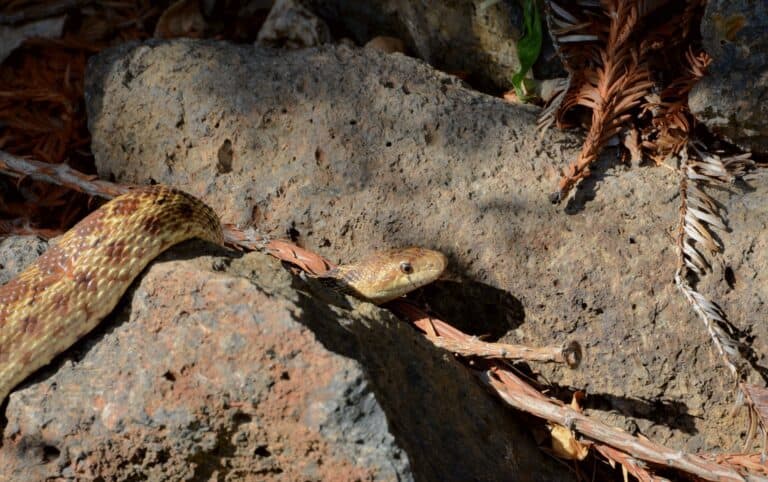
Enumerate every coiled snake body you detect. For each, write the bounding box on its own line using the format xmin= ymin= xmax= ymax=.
xmin=0 ymin=186 xmax=446 ymax=402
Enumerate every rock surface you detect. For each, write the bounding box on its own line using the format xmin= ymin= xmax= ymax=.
xmin=83 ymin=39 xmax=768 ymax=454
xmin=308 ymin=0 xmax=548 ymax=91
xmin=689 ymin=0 xmax=768 ymax=153
xmin=257 ymin=0 xmax=332 ymax=49
xmin=0 ymin=237 xmax=565 ymax=480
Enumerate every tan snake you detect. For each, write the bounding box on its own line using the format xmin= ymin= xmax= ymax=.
xmin=0 ymin=185 xmax=447 ymax=402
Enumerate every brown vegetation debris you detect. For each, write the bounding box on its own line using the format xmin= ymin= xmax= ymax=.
xmin=541 ymin=0 xmax=707 ymax=203
xmin=0 ymin=1 xmax=270 ymax=237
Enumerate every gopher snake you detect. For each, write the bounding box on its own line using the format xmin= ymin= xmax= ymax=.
xmin=0 ymin=185 xmax=446 ymax=402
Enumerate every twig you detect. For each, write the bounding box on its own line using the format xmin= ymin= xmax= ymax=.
xmin=483 ymin=368 xmax=750 ymax=482
xmin=0 ymin=149 xmax=270 ymax=252
xmin=426 ymin=335 xmax=581 ymax=367
xmin=0 ymin=150 xmax=129 ymax=198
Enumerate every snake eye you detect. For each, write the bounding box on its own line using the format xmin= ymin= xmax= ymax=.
xmin=399 ymin=261 xmax=414 ymax=275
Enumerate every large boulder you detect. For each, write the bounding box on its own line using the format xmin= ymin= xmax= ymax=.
xmin=83 ymin=40 xmax=768 ymax=453
xmin=0 ymin=236 xmax=564 ymax=480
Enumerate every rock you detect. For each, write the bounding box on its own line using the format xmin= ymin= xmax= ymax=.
xmin=364 ymin=36 xmax=405 ymax=55
xmin=257 ymin=0 xmax=332 ymax=49
xmin=83 ymin=40 xmax=768 ymax=453
xmin=689 ymin=0 xmax=768 ymax=152
xmin=307 ymin=0 xmax=558 ymax=91
xmin=0 ymin=235 xmax=47 ymax=285
xmin=0 ymin=237 xmax=565 ymax=480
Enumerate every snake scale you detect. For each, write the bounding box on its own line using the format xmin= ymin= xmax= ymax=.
xmin=0 ymin=185 xmax=446 ymax=402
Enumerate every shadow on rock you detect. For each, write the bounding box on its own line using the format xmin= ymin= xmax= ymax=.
xmin=563 ymin=153 xmax=622 ymax=215
xmin=419 ymin=280 xmax=525 ymax=340
xmin=544 ymin=382 xmax=698 ymax=436
xmin=292 ymin=287 xmax=570 ymax=482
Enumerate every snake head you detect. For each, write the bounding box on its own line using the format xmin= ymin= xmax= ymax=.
xmin=322 ymin=247 xmax=447 ymax=305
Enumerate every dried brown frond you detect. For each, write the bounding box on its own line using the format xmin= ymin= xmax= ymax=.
xmin=701 ymin=451 xmax=768 ymax=476
xmin=740 ymin=383 xmax=768 ymax=455
xmin=640 ymin=49 xmax=711 ymax=164
xmin=544 ymin=0 xmax=658 ymax=202
xmin=593 ymin=444 xmax=668 ymax=482
xmin=541 ymin=1 xmax=711 ymax=201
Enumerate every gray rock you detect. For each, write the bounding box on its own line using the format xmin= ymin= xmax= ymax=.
xmin=0 ymin=235 xmax=47 ymax=284
xmin=257 ymin=0 xmax=332 ymax=49
xmin=689 ymin=0 xmax=768 ymax=152
xmin=83 ymin=40 xmax=768 ymax=453
xmin=0 ymin=237 xmax=565 ymax=480
xmin=308 ymin=0 xmax=554 ymax=91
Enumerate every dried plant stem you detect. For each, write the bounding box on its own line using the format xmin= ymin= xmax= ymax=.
xmin=0 ymin=150 xmax=129 ymax=198
xmin=0 ymin=149 xmax=269 ymax=251
xmin=388 ymin=302 xmax=578 ymax=366
xmin=427 ymin=336 xmax=581 ymax=367
xmin=674 ymin=151 xmax=750 ymax=377
xmin=390 ymin=300 xmax=760 ymax=480
xmin=673 ymin=146 xmax=768 ymax=453
xmin=483 ymin=368 xmax=749 ymax=482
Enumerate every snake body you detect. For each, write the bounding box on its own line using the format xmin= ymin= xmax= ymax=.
xmin=0 ymin=186 xmax=446 ymax=402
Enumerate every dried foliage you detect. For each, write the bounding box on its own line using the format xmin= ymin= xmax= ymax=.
xmin=675 ymin=145 xmax=753 ymax=379
xmin=0 ymin=2 xmax=161 ymax=234
xmin=0 ymin=1 xmax=270 ymax=237
xmin=542 ymin=0 xmax=765 ymax=457
xmin=541 ymin=0 xmax=705 ymax=202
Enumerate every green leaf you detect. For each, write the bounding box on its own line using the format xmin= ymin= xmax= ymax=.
xmin=511 ymin=0 xmax=542 ymax=100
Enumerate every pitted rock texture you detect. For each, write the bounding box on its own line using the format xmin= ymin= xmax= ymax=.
xmin=0 ymin=236 xmax=47 ymax=285
xmin=0 ymin=239 xmax=565 ymax=481
xmin=84 ymin=40 xmax=768 ymax=453
xmin=689 ymin=0 xmax=768 ymax=153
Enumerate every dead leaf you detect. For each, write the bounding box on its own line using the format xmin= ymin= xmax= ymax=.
xmin=502 ymin=89 xmax=521 ymax=104
xmin=549 ymin=423 xmax=590 ymax=461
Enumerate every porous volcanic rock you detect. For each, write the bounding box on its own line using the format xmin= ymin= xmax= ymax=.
xmin=84 ymin=40 xmax=768 ymax=453
xmin=689 ymin=0 xmax=768 ymax=153
xmin=0 ymin=238 xmax=565 ymax=480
